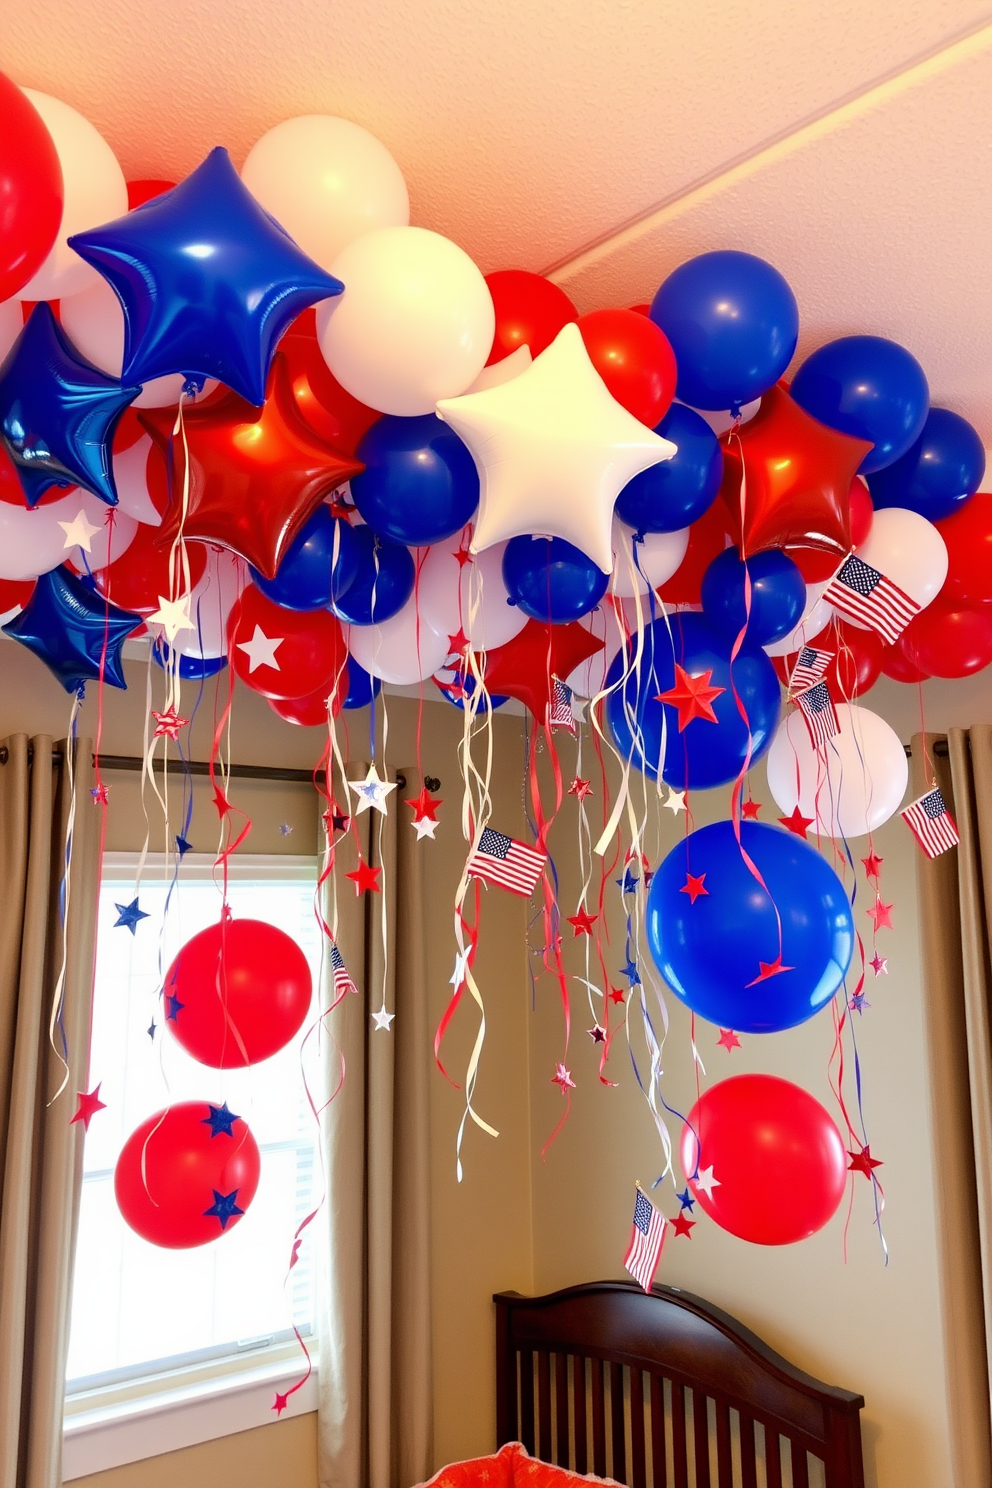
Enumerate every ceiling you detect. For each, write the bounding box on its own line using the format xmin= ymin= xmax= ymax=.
xmin=4 ymin=1 xmax=992 ymax=439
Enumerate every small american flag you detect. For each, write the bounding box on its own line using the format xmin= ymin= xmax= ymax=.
xmin=549 ymin=676 xmax=576 ymax=734
xmin=466 ymin=826 xmax=547 ymax=897
xmin=794 ymin=681 xmax=841 ymax=750
xmin=901 ymin=787 xmax=959 ymax=859
xmin=330 ymin=942 xmax=358 ymax=997
xmin=823 ymin=554 xmax=920 ymax=645
xmin=790 ymin=645 xmax=833 ymax=693
xmin=623 ymin=1187 xmax=667 ymax=1292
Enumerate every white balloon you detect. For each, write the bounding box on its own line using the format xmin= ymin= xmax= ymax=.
xmin=611 ymin=516 xmax=689 ymax=597
xmin=317 ymin=226 xmax=495 ymax=416
xmin=60 ymin=279 xmax=217 ymax=407
xmin=112 ymin=435 xmax=161 ymax=526
xmin=842 ymin=507 xmax=948 ymax=631
xmin=465 ymin=343 xmax=532 ymax=393
xmin=0 ymin=489 xmax=116 ymax=580
xmin=241 ymin=116 xmax=409 ymax=272
xmin=173 ymin=549 xmax=250 ymax=659
xmin=346 ymin=598 xmax=449 ymax=684
xmin=568 ymin=599 xmax=640 ymax=698
xmin=0 ymin=297 xmax=22 ymax=364
xmin=766 ymin=702 xmax=908 ymax=839
xmin=763 ymin=581 xmax=832 ymax=657
xmin=417 ymin=535 xmax=527 ymax=652
xmin=17 ymin=92 xmax=127 ymax=302
xmin=65 ymin=492 xmax=138 ymax=571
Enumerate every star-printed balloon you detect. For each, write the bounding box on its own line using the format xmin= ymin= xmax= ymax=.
xmin=69 ymin=147 xmax=343 ymax=407
xmin=436 ymin=323 xmax=676 ymax=573
xmin=0 ymin=304 xmax=139 ymax=508
xmin=2 ymin=564 xmax=142 ymax=692
xmin=482 ymin=618 xmax=604 ymax=722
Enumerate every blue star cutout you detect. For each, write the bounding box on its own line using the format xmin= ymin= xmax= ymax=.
xmin=621 ymin=955 xmax=641 ymax=986
xmin=849 ymin=991 xmax=870 ymax=1016
xmin=69 ymin=147 xmax=344 ymax=408
xmin=147 ymin=1019 xmax=157 ymax=1041
xmin=203 ymin=1188 xmax=244 ymax=1231
xmin=616 ymin=868 xmax=639 ymax=895
xmin=677 ymin=1187 xmax=695 ymax=1212
xmin=0 ymin=303 xmax=139 ymax=507
xmin=201 ymin=1102 xmax=239 ymax=1139
xmin=165 ymin=992 xmax=184 ymax=1022
xmin=175 ymin=834 xmax=193 ymax=857
xmin=3 ymin=566 xmax=142 ymax=694
xmin=114 ymin=896 xmax=149 ymax=934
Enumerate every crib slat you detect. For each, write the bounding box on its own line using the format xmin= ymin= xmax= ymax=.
xmin=574 ymin=1357 xmax=588 ymax=1475
xmin=791 ymin=1439 xmax=811 ymax=1488
xmin=555 ymin=1353 xmax=570 ymax=1467
xmin=693 ymin=1390 xmax=711 ymax=1488
xmin=630 ymin=1369 xmax=647 ymax=1488
xmin=715 ymin=1401 xmax=733 ymax=1488
xmin=766 ymin=1430 xmax=783 ymax=1488
xmin=519 ymin=1351 xmax=535 ymax=1455
xmin=591 ymin=1358 xmax=607 ymax=1477
xmin=671 ymin=1384 xmax=689 ymax=1488
xmin=537 ymin=1351 xmax=552 ymax=1460
xmin=649 ymin=1375 xmax=667 ymax=1488
xmin=739 ymin=1415 xmax=758 ymax=1488
xmin=610 ymin=1363 xmax=626 ymax=1483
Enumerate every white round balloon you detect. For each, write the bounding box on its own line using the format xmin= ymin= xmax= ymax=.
xmin=64 ymin=492 xmax=138 ymax=571
xmin=766 ymin=702 xmax=908 ymax=839
xmin=18 ymin=92 xmax=127 ymax=302
xmin=417 ymin=535 xmax=527 ymax=652
xmin=60 ymin=279 xmax=207 ymax=407
xmin=241 ymin=115 xmax=409 ymax=272
xmin=317 ymin=226 xmax=495 ymax=416
xmin=568 ymin=599 xmax=639 ymax=698
xmin=611 ymin=516 xmax=689 ymax=597
xmin=175 ymin=549 xmax=250 ymax=659
xmin=0 ymin=297 xmax=22 ymax=364
xmin=0 ymin=489 xmax=117 ymax=581
xmin=843 ymin=507 xmax=948 ymax=632
xmin=346 ymin=598 xmax=449 ymax=684
xmin=763 ymin=581 xmax=832 ymax=657
xmin=112 ymin=434 xmax=161 ymax=526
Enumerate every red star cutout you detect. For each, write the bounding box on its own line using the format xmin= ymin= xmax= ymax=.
xmin=866 ymin=897 xmax=894 ymax=931
xmin=446 ymin=627 xmax=470 ymax=657
xmin=551 ymin=1063 xmax=575 ymax=1091
xmin=213 ymin=785 xmax=233 ymax=818
xmin=322 ymin=806 xmax=350 ymax=833
xmin=91 ymin=782 xmax=109 ymax=805
xmin=405 ymin=787 xmax=442 ymax=822
xmin=567 ymin=908 xmax=598 ymax=936
xmin=326 ymin=495 xmax=355 ymax=522
xmin=746 ymin=953 xmax=794 ymax=986
xmin=680 ymin=871 xmax=708 ymax=904
xmin=141 ymin=353 xmax=364 ymax=580
xmin=587 ymin=1024 xmax=607 ymax=1044
xmin=717 ymin=1028 xmax=741 ymax=1051
xmin=568 ymin=777 xmax=593 ymax=801
xmin=778 ymin=805 xmax=815 ymax=838
xmin=861 ymin=850 xmax=884 ymax=880
xmin=454 ymin=544 xmax=474 ymax=569
xmin=741 ymin=798 xmax=762 ymax=820
xmin=272 ymin=1392 xmax=290 ymax=1416
xmin=346 ymin=859 xmax=381 ymax=895
xmin=482 ymin=619 xmax=604 ymax=723
xmin=671 ymin=1211 xmax=696 ymax=1238
xmin=657 ymin=664 xmax=725 ymax=731
xmin=870 ymin=953 xmax=888 ymax=976
xmin=609 ymin=987 xmax=626 ymax=1005
xmin=70 ymin=1084 xmax=107 ymax=1132
xmin=848 ymin=1145 xmax=883 ymax=1178
xmin=151 ymin=707 xmax=188 ymax=740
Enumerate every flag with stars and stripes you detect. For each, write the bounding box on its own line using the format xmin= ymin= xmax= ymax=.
xmin=789 ymin=645 xmax=833 ymax=693
xmin=623 ymin=1187 xmax=667 ymax=1292
xmin=822 ymin=554 xmax=920 ymax=645
xmin=549 ymin=676 xmax=576 ymax=734
xmin=466 ymin=826 xmax=547 ymax=897
xmin=330 ymin=942 xmax=358 ymax=998
xmin=794 ymin=680 xmax=841 ymax=750
xmin=901 ymin=787 xmax=959 ymax=859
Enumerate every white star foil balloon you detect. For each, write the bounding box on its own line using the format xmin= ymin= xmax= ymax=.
xmin=436 ymin=323 xmax=677 ymax=574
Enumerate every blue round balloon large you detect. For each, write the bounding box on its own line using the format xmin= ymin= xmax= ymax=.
xmin=502 ymin=535 xmax=608 ymax=623
xmin=646 ymin=820 xmax=854 ymax=1033
xmin=790 ymin=334 xmax=929 ymax=475
xmin=330 ymin=524 xmax=414 ymax=626
xmin=614 ymin=402 xmax=723 ymax=535
xmin=352 ymin=413 xmax=479 ymax=546
xmin=649 ymin=251 xmax=798 ymax=412
xmin=700 ymin=548 xmax=805 ymax=647
xmin=152 ymin=639 xmax=228 ymax=681
xmin=251 ymin=506 xmax=358 ymax=611
xmin=867 ymin=406 xmax=985 ymax=522
xmin=605 ymin=612 xmax=781 ymax=790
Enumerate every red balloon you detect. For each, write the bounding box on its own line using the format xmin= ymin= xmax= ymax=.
xmin=0 ymin=73 xmax=63 ymax=301
xmin=269 ymin=676 xmax=346 ymax=727
xmin=165 ymin=915 xmax=312 ymax=1068
xmin=628 ymin=303 xmax=651 ymax=315
xmin=658 ymin=498 xmax=730 ymax=606
xmin=93 ymin=519 xmax=207 ymax=614
xmin=880 ymin=641 xmax=928 ymax=684
xmin=937 ymin=493 xmax=992 ymax=608
xmin=849 ymin=477 xmax=874 ymax=548
xmin=681 ymin=1074 xmax=847 ymax=1246
xmin=0 ymin=576 xmax=35 ymax=614
xmin=773 ymin=619 xmax=882 ymax=698
xmin=787 ymin=478 xmax=874 ymax=583
xmin=577 ymin=308 xmax=677 ymax=428
xmin=279 ymin=308 xmax=380 ymax=455
xmin=115 ymin=1101 xmax=260 ymax=1249
xmin=898 ymin=600 xmax=992 ymax=679
xmin=112 ymin=406 xmax=149 ymax=455
xmin=126 ymin=178 xmax=176 ymax=210
xmin=482 ymin=618 xmax=604 ymax=722
xmin=484 ymin=270 xmax=576 ymax=366
xmin=228 ymin=583 xmax=348 ymax=702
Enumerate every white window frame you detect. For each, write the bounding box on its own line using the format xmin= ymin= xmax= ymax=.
xmin=63 ymin=852 xmax=323 ymax=1478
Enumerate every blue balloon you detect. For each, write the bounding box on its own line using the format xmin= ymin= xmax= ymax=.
xmin=0 ymin=304 xmax=139 ymax=507
xmin=605 ymin=612 xmax=781 ymax=790
xmin=649 ymin=251 xmax=798 ymax=412
xmin=867 ymin=407 xmax=986 ymax=522
xmin=646 ymin=820 xmax=854 ymax=1033
xmin=152 ymin=639 xmax=228 ymax=681
xmin=341 ymin=656 xmax=381 ymax=710
xmin=700 ymin=548 xmax=806 ymax=647
xmin=330 ymin=524 xmax=414 ymax=626
xmin=790 ymin=335 xmax=929 ymax=475
xmin=2 ymin=565 xmax=142 ymax=693
xmin=352 ymin=414 xmax=479 ymax=546
xmin=614 ymin=402 xmax=723 ymax=534
xmin=502 ymin=535 xmax=608 ymax=623
xmin=68 ymin=148 xmax=342 ymax=408
xmin=251 ymin=506 xmax=359 ymax=611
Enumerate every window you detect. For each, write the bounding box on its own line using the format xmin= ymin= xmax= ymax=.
xmin=64 ymin=853 xmax=323 ymax=1475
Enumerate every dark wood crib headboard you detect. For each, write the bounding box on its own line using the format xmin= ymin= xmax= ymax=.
xmin=494 ymin=1281 xmax=865 ymax=1488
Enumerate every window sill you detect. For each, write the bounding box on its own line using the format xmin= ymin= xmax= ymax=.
xmin=63 ymin=1353 xmax=318 ymax=1479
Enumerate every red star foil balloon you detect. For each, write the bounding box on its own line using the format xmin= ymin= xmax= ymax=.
xmin=482 ymin=619 xmax=604 ymax=722
xmin=141 ymin=353 xmax=363 ymax=579
xmin=719 ymin=385 xmax=872 ymax=559
xmin=279 ymin=308 xmax=380 ymax=455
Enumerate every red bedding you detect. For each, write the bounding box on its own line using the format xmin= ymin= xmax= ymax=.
xmin=416 ymin=1441 xmax=620 ymax=1488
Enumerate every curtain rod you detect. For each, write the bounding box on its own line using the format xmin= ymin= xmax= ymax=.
xmin=0 ymin=745 xmax=411 ymax=789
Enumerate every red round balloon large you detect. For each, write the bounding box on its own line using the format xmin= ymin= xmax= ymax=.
xmin=788 ymin=479 xmax=874 ymax=583
xmin=898 ymin=600 xmax=992 ymax=679
xmin=115 ymin=1101 xmax=260 ymax=1249
xmin=484 ymin=270 xmax=576 ymax=365
xmin=0 ymin=576 xmax=34 ymax=614
xmin=228 ymin=582 xmax=348 ymax=701
xmin=126 ymin=178 xmax=176 ymax=210
xmin=681 ymin=1074 xmax=847 ymax=1245
xmin=94 ymin=519 xmax=207 ymax=614
xmin=773 ymin=619 xmax=882 ymax=699
xmin=165 ymin=915 xmax=312 ymax=1068
xmin=937 ymin=493 xmax=992 ymax=608
xmin=0 ymin=73 xmax=63 ymax=301
xmin=577 ymin=308 xmax=677 ymax=428
xmin=269 ymin=676 xmax=346 ymax=727
xmin=880 ymin=641 xmax=928 ymax=684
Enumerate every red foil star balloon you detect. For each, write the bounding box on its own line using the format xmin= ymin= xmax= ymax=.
xmin=482 ymin=619 xmax=604 ymax=722
xmin=141 ymin=353 xmax=364 ymax=579
xmin=279 ymin=308 xmax=380 ymax=455
xmin=720 ymin=385 xmax=872 ymax=559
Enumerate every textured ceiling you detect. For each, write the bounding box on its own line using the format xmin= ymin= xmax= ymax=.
xmin=4 ymin=1 xmax=992 ymax=435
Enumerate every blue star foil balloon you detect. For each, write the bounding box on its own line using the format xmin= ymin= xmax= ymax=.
xmin=0 ymin=304 xmax=140 ymax=507
xmin=68 ymin=147 xmax=345 ymax=408
xmin=2 ymin=565 xmax=143 ymax=693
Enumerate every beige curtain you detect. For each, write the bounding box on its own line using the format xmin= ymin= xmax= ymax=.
xmin=317 ymin=765 xmax=434 ymax=1488
xmin=912 ymin=728 xmax=992 ymax=1488
xmin=0 ymin=735 xmax=101 ymax=1488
